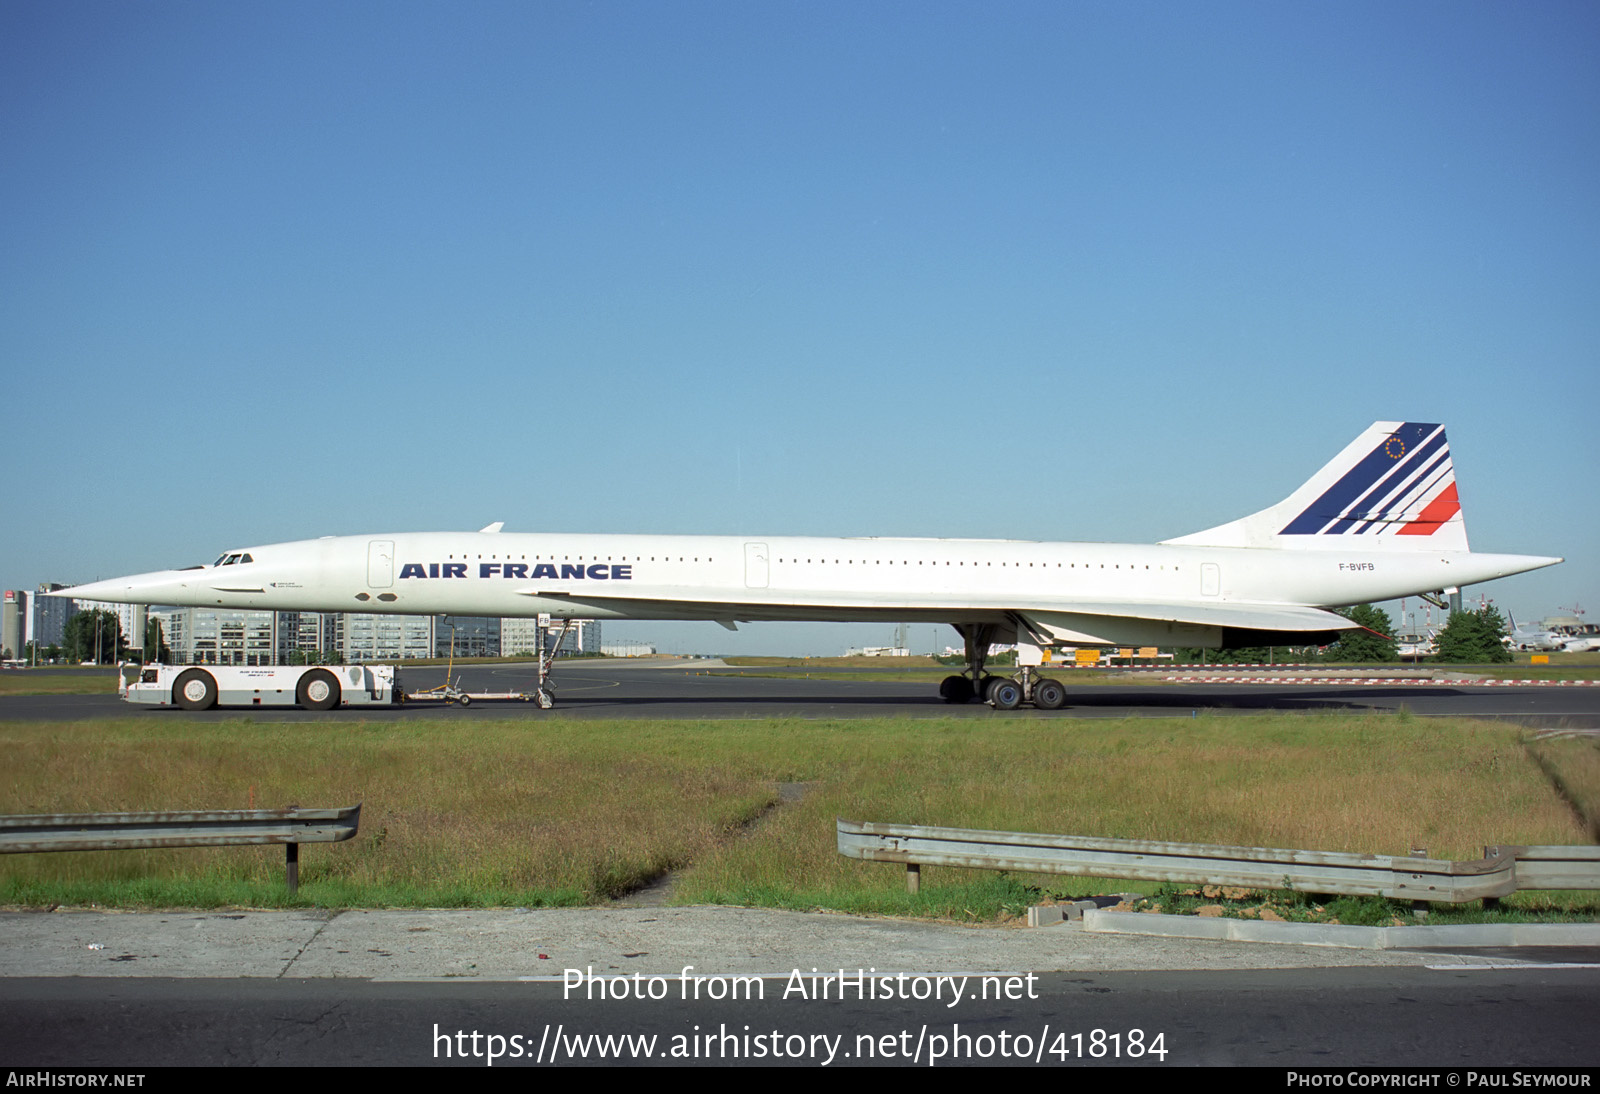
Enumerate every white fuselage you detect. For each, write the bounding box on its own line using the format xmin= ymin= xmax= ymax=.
xmin=67 ymin=531 xmax=1554 ymax=647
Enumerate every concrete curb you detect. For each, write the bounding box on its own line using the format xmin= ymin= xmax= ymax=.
xmin=0 ymin=906 xmax=1472 ymax=979
xmin=1081 ymin=908 xmax=1600 ymax=949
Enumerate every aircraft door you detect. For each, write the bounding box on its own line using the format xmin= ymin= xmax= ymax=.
xmin=1201 ymin=562 xmax=1220 ymax=597
xmin=368 ymin=540 xmax=395 ymax=588
xmin=744 ymin=542 xmax=769 ymax=589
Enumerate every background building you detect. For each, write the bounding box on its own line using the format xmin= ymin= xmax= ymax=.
xmin=434 ymin=616 xmax=500 ymax=659
xmin=2 ymin=590 xmax=25 ymax=659
xmin=152 ymin=608 xmax=277 ymax=666
xmin=31 ymin=583 xmax=72 ymax=651
xmin=275 ymin=611 xmax=338 ymax=663
xmin=19 ymin=599 xmax=580 ymax=666
xmin=312 ymin=613 xmax=505 ymax=662
xmin=502 ymin=617 xmax=601 ymax=656
xmin=343 ymin=613 xmax=438 ymax=662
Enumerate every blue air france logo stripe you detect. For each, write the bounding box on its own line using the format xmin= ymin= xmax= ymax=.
xmin=1336 ymin=429 xmax=1446 ymax=531
xmin=1350 ymin=449 xmax=1453 ymax=534
xmin=1279 ymin=422 xmax=1447 ymax=536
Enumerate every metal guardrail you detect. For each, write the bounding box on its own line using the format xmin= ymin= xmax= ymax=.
xmin=0 ymin=804 xmax=362 ymax=894
xmin=837 ymin=819 xmax=1600 ymax=903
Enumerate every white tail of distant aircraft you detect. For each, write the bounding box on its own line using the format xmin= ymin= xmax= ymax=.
xmin=57 ymin=422 xmax=1560 ymax=708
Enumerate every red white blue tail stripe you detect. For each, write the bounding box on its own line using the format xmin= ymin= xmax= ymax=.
xmin=1278 ymin=422 xmax=1462 ymax=540
xmin=1161 ymin=421 xmax=1472 ymax=551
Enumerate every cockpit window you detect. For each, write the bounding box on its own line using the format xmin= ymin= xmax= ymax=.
xmin=213 ymin=552 xmax=251 ymax=567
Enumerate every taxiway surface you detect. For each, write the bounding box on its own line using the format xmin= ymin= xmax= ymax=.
xmin=4 ymin=659 xmax=1598 ymax=727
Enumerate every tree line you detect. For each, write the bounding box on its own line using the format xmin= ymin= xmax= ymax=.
xmin=14 ymin=609 xmax=170 ymax=664
xmin=1173 ymin=604 xmax=1513 ymax=664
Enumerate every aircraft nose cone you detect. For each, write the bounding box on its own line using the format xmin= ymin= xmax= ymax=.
xmin=54 ymin=578 xmax=126 ymax=600
xmin=57 ymin=570 xmax=196 ymax=604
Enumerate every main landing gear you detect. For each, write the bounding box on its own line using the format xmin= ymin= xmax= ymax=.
xmin=940 ymin=624 xmax=1067 ymax=710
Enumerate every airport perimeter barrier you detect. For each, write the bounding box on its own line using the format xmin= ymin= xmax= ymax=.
xmin=836 ymin=819 xmax=1600 ymax=903
xmin=0 ymin=804 xmax=362 ymax=894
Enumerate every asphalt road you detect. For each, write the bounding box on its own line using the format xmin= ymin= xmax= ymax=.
xmin=5 ymin=966 xmax=1598 ymax=1067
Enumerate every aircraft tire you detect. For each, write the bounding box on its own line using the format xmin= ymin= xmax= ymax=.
xmin=939 ymin=675 xmax=974 ymax=703
xmin=458 ymin=694 xmax=472 ymax=707
xmin=297 ymin=669 xmax=341 ymax=711
xmin=173 ymin=668 xmax=218 ymax=711
xmin=989 ymin=678 xmax=1024 ymax=710
xmin=536 ymin=689 xmax=554 ymax=709
xmin=1032 ymin=678 xmax=1067 ymax=710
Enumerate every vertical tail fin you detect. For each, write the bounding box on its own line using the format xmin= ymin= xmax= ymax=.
xmin=1163 ymin=422 xmax=1470 ymax=551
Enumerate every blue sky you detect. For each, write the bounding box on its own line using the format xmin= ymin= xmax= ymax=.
xmin=2 ymin=1 xmax=1595 ymax=654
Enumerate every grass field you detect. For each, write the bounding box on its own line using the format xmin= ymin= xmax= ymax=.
xmin=1 ymin=713 xmax=1593 ymax=920
xmin=1527 ymin=734 xmax=1600 ymax=842
xmin=0 ymin=669 xmax=121 ymax=697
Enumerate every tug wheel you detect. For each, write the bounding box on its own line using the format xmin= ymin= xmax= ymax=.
xmin=297 ymin=669 xmax=341 ymax=711
xmin=173 ymin=669 xmax=218 ymax=711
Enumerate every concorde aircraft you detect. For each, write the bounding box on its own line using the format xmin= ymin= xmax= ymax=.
xmin=57 ymin=422 xmax=1560 ymax=708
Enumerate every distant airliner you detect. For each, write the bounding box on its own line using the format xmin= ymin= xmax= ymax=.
xmin=58 ymin=422 xmax=1559 ymax=708
xmin=1504 ymin=614 xmax=1568 ymax=653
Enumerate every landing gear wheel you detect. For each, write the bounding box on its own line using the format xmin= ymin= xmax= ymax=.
xmin=1032 ymin=678 xmax=1067 ymax=710
xmin=297 ymin=668 xmax=341 ymax=711
xmin=535 ymin=688 xmax=554 ymax=709
xmin=939 ymin=675 xmax=975 ymax=703
xmin=173 ymin=669 xmax=218 ymax=711
xmin=983 ymin=676 xmax=1012 ymax=703
xmin=458 ymin=694 xmax=472 ymax=707
xmin=988 ymin=678 xmax=1024 ymax=710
